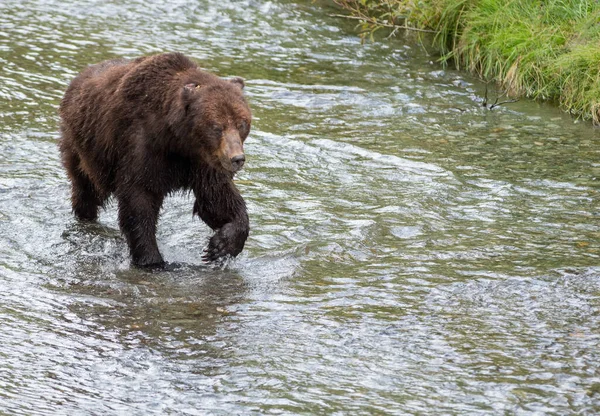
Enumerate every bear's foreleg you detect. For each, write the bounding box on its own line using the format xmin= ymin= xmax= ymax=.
xmin=193 ymin=181 xmax=249 ymax=262
xmin=117 ymin=188 xmax=165 ymax=267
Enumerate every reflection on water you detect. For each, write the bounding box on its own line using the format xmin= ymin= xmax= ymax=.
xmin=1 ymin=0 xmax=599 ymax=414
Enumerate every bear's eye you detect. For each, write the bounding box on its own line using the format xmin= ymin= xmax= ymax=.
xmin=238 ymin=120 xmax=249 ymax=137
xmin=210 ymin=125 xmax=223 ymax=136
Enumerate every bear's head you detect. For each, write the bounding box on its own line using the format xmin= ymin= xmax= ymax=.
xmin=178 ymin=77 xmax=251 ymax=173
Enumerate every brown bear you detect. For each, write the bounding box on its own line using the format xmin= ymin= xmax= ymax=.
xmin=58 ymin=52 xmax=251 ymax=267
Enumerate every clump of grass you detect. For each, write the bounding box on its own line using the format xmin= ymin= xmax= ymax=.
xmin=332 ymin=0 xmax=600 ymax=124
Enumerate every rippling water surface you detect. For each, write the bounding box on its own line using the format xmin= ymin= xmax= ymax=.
xmin=1 ymin=0 xmax=599 ymax=414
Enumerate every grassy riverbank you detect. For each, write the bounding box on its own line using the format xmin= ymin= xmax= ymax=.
xmin=332 ymin=0 xmax=600 ymax=124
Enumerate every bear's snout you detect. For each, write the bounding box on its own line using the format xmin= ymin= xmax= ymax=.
xmin=217 ymin=129 xmax=246 ymax=173
xmin=231 ymin=154 xmax=245 ymax=172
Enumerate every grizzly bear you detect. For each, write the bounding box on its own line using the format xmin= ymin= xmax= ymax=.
xmin=59 ymin=52 xmax=251 ymax=267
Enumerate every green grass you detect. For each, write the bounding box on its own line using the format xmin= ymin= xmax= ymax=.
xmin=332 ymin=0 xmax=600 ymax=124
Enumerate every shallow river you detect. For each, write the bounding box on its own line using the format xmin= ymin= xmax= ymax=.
xmin=1 ymin=0 xmax=599 ymax=414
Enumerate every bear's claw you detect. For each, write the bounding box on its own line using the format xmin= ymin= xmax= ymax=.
xmin=202 ymin=235 xmax=231 ymax=262
xmin=202 ymin=223 xmax=246 ymax=262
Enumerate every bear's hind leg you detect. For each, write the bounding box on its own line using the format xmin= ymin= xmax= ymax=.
xmin=62 ymin=148 xmax=103 ymax=222
xmin=116 ymin=188 xmax=165 ymax=268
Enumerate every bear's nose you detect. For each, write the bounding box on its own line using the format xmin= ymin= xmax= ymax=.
xmin=231 ymin=154 xmax=245 ymax=171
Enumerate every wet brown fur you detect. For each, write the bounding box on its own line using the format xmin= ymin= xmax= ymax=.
xmin=59 ymin=52 xmax=251 ymax=267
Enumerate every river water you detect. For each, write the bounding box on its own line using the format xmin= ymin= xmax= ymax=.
xmin=1 ymin=0 xmax=599 ymax=414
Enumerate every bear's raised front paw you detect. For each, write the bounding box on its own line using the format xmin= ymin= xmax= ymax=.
xmin=202 ymin=222 xmax=247 ymax=262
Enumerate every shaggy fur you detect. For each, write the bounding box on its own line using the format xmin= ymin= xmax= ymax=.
xmin=59 ymin=52 xmax=251 ymax=267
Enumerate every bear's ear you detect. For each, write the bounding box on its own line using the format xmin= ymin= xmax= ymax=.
xmin=229 ymin=77 xmax=245 ymax=90
xmin=181 ymin=83 xmax=201 ymax=114
xmin=183 ymin=83 xmax=200 ymax=93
